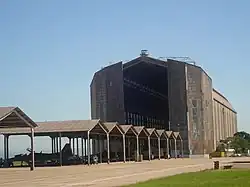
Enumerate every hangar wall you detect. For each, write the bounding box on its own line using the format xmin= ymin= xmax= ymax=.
xmin=90 ymin=62 xmax=125 ymax=124
xmin=212 ymin=89 xmax=237 ymax=149
xmin=185 ymin=64 xmax=204 ymax=155
xmin=166 ymin=59 xmax=188 ymax=154
xmin=201 ymin=71 xmax=214 ymax=153
xmin=90 ymin=54 xmax=238 ymax=155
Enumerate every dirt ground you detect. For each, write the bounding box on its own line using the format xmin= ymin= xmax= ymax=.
xmin=0 ymin=157 xmax=248 ymax=187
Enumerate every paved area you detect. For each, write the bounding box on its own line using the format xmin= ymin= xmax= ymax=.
xmin=0 ymin=157 xmax=249 ymax=187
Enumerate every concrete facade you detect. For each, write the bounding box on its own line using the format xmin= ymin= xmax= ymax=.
xmin=90 ymin=53 xmax=237 ymax=155
xmin=90 ymin=62 xmax=125 ymax=124
xmin=212 ymin=89 xmax=237 ymax=149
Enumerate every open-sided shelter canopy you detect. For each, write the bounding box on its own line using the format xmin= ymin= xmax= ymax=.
xmin=0 ymin=107 xmax=37 ymax=128
xmin=0 ymin=119 xmax=107 ymax=137
xmin=103 ymin=122 xmax=124 ymax=163
xmin=119 ymin=125 xmax=137 ymax=162
xmin=0 ymin=106 xmax=37 ymax=171
xmin=172 ymin=132 xmax=183 ymax=158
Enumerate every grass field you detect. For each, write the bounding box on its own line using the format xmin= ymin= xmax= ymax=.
xmin=124 ymin=170 xmax=250 ymax=187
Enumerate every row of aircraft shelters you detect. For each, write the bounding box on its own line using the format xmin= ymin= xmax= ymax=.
xmin=0 ymin=107 xmax=183 ymax=170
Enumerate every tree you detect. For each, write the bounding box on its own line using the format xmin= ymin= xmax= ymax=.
xmin=215 ymin=131 xmax=250 ymax=154
xmin=216 ymin=141 xmax=226 ymax=152
xmin=216 ymin=137 xmax=233 ymax=152
xmin=230 ymin=135 xmax=249 ymax=154
xmin=234 ymin=131 xmax=250 ymax=141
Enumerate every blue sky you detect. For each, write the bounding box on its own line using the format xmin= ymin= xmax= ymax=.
xmin=0 ymin=0 xmax=249 ymax=155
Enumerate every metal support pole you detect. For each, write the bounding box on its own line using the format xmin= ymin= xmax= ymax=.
xmin=158 ymin=137 xmax=161 ymax=160
xmin=3 ymin=135 xmax=6 ymax=160
xmin=6 ymin=135 xmax=9 ymax=160
xmin=87 ymin=131 xmax=90 ymax=165
xmin=53 ymin=137 xmax=56 ymax=153
xmin=148 ymin=136 xmax=151 ymax=161
xmin=123 ymin=134 xmax=126 ymax=163
xmin=128 ymin=138 xmax=131 ymax=161
xmin=167 ymin=138 xmax=169 ymax=159
xmin=57 ymin=137 xmax=59 ymax=153
xmin=54 ymin=137 xmax=56 ymax=153
xmin=30 ymin=128 xmax=35 ymax=171
xmin=136 ymin=136 xmax=139 ymax=162
xmin=94 ymin=136 xmax=96 ymax=155
xmin=69 ymin=137 xmax=71 ymax=145
xmin=77 ymin=138 xmax=79 ymax=156
xmin=81 ymin=137 xmax=84 ymax=157
xmin=51 ymin=137 xmax=54 ymax=153
xmin=99 ymin=135 xmax=102 ymax=163
xmin=181 ymin=139 xmax=184 ymax=158
xmin=56 ymin=137 xmax=59 ymax=153
xmin=54 ymin=137 xmax=57 ymax=153
xmin=59 ymin=133 xmax=62 ymax=166
xmin=92 ymin=138 xmax=95 ymax=155
xmin=97 ymin=135 xmax=101 ymax=163
xmin=107 ymin=133 xmax=110 ymax=164
xmin=174 ymin=138 xmax=177 ymax=159
xmin=73 ymin=138 xmax=75 ymax=155
xmin=85 ymin=138 xmax=87 ymax=156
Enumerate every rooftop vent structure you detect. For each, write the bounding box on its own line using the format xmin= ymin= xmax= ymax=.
xmin=140 ymin=50 xmax=149 ymax=57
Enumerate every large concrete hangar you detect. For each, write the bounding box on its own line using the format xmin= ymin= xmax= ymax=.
xmin=90 ymin=50 xmax=237 ymax=156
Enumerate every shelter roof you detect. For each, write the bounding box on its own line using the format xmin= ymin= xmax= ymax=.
xmin=173 ymin=132 xmax=181 ymax=139
xmin=146 ymin=128 xmax=159 ymax=137
xmin=133 ymin=126 xmax=144 ymax=134
xmin=165 ymin=131 xmax=173 ymax=138
xmin=0 ymin=107 xmax=37 ymax=128
xmin=133 ymin=126 xmax=149 ymax=136
xmin=0 ymin=107 xmax=15 ymax=118
xmin=156 ymin=129 xmax=167 ymax=138
xmin=103 ymin=122 xmax=124 ymax=134
xmin=119 ymin=125 xmax=136 ymax=135
xmin=0 ymin=119 xmax=105 ymax=135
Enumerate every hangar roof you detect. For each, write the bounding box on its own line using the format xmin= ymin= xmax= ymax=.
xmin=212 ymin=88 xmax=236 ymax=113
xmin=122 ymin=55 xmax=212 ymax=81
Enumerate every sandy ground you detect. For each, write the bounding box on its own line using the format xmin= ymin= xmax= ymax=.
xmin=0 ymin=157 xmax=248 ymax=187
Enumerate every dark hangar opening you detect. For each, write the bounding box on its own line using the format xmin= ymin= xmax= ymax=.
xmin=123 ymin=60 xmax=169 ymax=129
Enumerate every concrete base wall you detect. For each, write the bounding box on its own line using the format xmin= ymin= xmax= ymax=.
xmin=189 ymin=154 xmax=209 ymax=159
